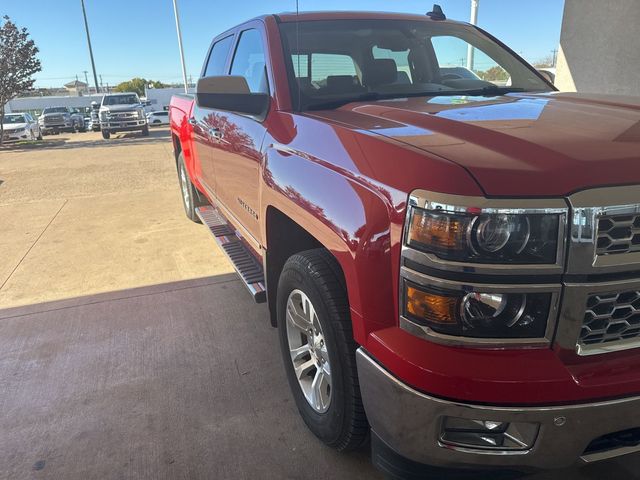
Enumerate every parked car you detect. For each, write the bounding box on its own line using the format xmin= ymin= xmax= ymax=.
xmin=38 ymin=106 xmax=75 ymax=135
xmin=99 ymin=92 xmax=149 ymax=139
xmin=146 ymin=110 xmax=169 ymax=126
xmin=90 ymin=100 xmax=101 ymax=131
xmin=170 ymin=8 xmax=640 ymax=477
xmin=537 ymin=67 xmax=556 ymax=84
xmin=1 ymin=112 xmax=42 ymax=142
xmin=69 ymin=109 xmax=86 ymax=132
xmin=439 ymin=66 xmax=481 ymax=80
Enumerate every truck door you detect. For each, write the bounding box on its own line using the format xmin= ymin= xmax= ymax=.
xmin=207 ymin=28 xmax=269 ymax=249
xmin=191 ymin=34 xmax=235 ymax=194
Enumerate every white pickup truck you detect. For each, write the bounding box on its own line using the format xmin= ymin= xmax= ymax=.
xmin=99 ymin=92 xmax=149 ymax=139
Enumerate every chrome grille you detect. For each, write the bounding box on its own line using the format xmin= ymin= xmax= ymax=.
xmin=596 ymin=213 xmax=640 ymax=255
xmin=580 ymin=290 xmax=640 ymax=346
xmin=109 ymin=111 xmax=136 ymax=119
xmin=44 ymin=115 xmax=63 ymax=124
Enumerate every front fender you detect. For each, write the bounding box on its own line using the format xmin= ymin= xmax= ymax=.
xmin=260 ymin=144 xmax=404 ymax=343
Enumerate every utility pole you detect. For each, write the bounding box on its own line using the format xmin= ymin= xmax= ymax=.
xmin=80 ymin=0 xmax=100 ymax=94
xmin=551 ymin=48 xmax=558 ymax=67
xmin=172 ymin=0 xmax=189 ymax=94
xmin=466 ymin=0 xmax=479 ymax=71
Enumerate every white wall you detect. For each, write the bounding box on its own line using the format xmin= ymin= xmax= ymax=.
xmin=556 ymin=0 xmax=640 ymax=96
xmin=144 ymin=87 xmax=195 ymax=112
xmin=6 ymin=94 xmax=105 ymax=113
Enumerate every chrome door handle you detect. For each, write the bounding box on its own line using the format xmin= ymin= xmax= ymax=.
xmin=209 ymin=128 xmax=223 ymax=140
xmin=187 ymin=117 xmax=197 ymax=126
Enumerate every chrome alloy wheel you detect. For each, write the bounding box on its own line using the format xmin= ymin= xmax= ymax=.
xmin=179 ymin=162 xmax=191 ymax=212
xmin=286 ymin=289 xmax=332 ymax=413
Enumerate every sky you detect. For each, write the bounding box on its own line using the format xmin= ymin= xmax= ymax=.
xmin=2 ymin=0 xmax=565 ymax=89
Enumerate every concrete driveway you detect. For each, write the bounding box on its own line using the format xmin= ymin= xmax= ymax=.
xmin=0 ymin=128 xmax=231 ymax=309
xmin=0 ymin=129 xmax=639 ymax=479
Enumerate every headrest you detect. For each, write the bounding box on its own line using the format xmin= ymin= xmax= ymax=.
xmin=363 ymin=59 xmax=398 ymax=86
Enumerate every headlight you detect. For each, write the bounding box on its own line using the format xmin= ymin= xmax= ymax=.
xmin=100 ymin=112 xmax=108 ymax=120
xmin=404 ymin=281 xmax=553 ymax=339
xmin=406 ymin=207 xmax=562 ymax=264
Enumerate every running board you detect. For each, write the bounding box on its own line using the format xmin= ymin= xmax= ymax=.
xmin=196 ymin=206 xmax=266 ymax=303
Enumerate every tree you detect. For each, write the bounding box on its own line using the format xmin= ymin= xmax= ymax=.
xmin=114 ymin=77 xmax=168 ymax=97
xmin=477 ymin=66 xmax=509 ymax=82
xmin=0 ymin=16 xmax=41 ymax=145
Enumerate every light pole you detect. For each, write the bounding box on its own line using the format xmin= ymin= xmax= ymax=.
xmin=172 ymin=0 xmax=189 ymax=94
xmin=466 ymin=0 xmax=479 ymax=71
xmin=80 ymin=0 xmax=100 ymax=94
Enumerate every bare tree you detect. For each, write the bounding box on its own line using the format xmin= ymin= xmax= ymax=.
xmin=0 ymin=16 xmax=41 ymax=145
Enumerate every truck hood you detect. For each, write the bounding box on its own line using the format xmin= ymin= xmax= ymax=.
xmin=2 ymin=122 xmax=29 ymax=131
xmin=100 ymin=104 xmax=141 ymax=113
xmin=41 ymin=112 xmax=69 ymax=118
xmin=309 ymin=92 xmax=640 ymax=196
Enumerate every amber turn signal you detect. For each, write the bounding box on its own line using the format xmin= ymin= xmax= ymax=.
xmin=408 ymin=209 xmax=467 ymax=253
xmin=406 ymin=285 xmax=459 ymax=325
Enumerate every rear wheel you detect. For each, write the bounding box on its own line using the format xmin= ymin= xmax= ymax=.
xmin=277 ymin=249 xmax=369 ymax=451
xmin=101 ymin=130 xmax=110 ymax=139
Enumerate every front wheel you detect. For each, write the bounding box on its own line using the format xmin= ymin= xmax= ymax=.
xmin=277 ymin=249 xmax=369 ymax=451
xmin=101 ymin=130 xmax=110 ymax=139
xmin=177 ymin=152 xmax=207 ymax=222
xmin=141 ymin=125 xmax=149 ymax=136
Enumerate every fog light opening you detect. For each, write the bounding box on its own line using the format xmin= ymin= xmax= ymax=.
xmin=440 ymin=417 xmax=539 ymax=451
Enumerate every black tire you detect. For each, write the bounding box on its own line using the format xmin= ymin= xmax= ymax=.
xmin=141 ymin=125 xmax=149 ymax=136
xmin=37 ymin=130 xmax=43 ymax=140
xmin=101 ymin=130 xmax=110 ymax=139
xmin=177 ymin=152 xmax=207 ymax=222
xmin=277 ymin=249 xmax=369 ymax=452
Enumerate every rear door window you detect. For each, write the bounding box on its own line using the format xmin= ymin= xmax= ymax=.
xmin=204 ymin=35 xmax=234 ymax=77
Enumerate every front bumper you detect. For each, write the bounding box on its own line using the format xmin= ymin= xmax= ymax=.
xmin=41 ymin=123 xmax=73 ymax=132
xmin=101 ymin=120 xmax=146 ymax=131
xmin=2 ymin=131 xmax=30 ymax=142
xmin=356 ymin=348 xmax=640 ymax=470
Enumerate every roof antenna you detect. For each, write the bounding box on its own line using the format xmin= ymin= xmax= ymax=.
xmin=427 ymin=4 xmax=446 ymax=21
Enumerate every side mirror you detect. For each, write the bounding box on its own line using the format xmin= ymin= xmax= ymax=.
xmin=196 ymin=75 xmax=269 ymax=118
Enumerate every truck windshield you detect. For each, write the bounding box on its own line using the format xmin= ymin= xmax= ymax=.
xmin=103 ymin=95 xmax=139 ymax=105
xmin=278 ymin=19 xmax=552 ymax=111
xmin=43 ymin=107 xmax=68 ymax=114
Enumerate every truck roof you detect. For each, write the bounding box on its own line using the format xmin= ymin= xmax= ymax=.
xmin=273 ymin=11 xmax=461 ymax=24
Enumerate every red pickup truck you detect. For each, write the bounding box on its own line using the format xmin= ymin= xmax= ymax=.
xmin=170 ymin=8 xmax=640 ymax=477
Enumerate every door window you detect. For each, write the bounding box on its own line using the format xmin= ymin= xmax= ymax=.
xmin=230 ymin=29 xmax=268 ymax=94
xmin=204 ymin=35 xmax=234 ymax=77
